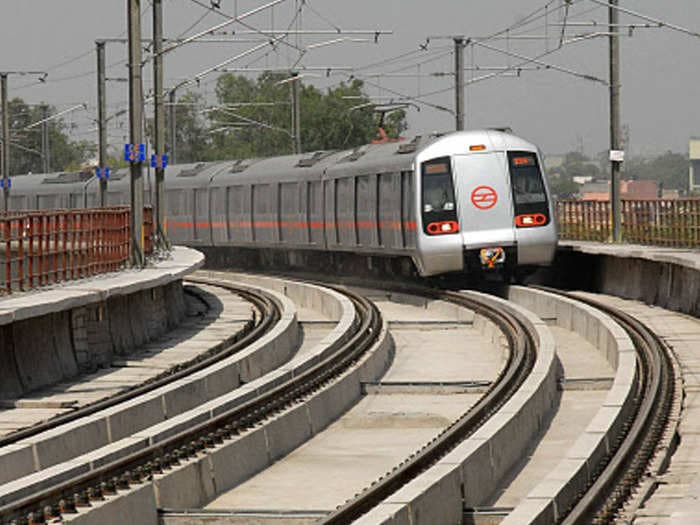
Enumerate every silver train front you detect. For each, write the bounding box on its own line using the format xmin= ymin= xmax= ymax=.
xmin=6 ymin=129 xmax=557 ymax=277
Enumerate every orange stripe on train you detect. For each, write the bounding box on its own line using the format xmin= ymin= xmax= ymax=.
xmin=165 ymin=220 xmax=418 ymax=231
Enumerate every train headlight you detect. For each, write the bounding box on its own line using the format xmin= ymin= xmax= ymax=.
xmin=479 ymin=247 xmax=505 ymax=268
xmin=426 ymin=220 xmax=459 ymax=235
xmin=515 ymin=213 xmax=547 ymax=228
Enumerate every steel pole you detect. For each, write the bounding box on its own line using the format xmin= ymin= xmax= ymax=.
xmin=153 ymin=0 xmax=166 ymax=248
xmin=454 ymin=37 xmax=465 ymax=131
xmin=168 ymin=89 xmax=177 ymax=165
xmin=97 ymin=40 xmax=107 ymax=207
xmin=1 ymin=74 xmax=8 ymax=212
xmin=291 ymin=73 xmax=301 ymax=154
xmin=128 ymin=0 xmax=145 ymax=265
xmin=41 ymin=105 xmax=50 ymax=174
xmin=609 ymin=0 xmax=622 ymax=242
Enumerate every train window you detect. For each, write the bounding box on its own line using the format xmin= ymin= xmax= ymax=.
xmin=508 ymin=151 xmax=550 ymax=226
xmin=421 ymin=157 xmax=458 ymax=235
xmin=254 ymin=185 xmax=270 ymax=214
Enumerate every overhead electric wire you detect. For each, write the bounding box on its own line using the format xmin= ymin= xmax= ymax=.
xmin=13 ymin=1 xmax=151 ymax=91
xmin=476 ymin=0 xmax=580 ymax=44
xmin=349 ymin=74 xmax=454 ymax=114
xmin=304 ymin=0 xmax=341 ymax=33
xmin=161 ymin=0 xmax=289 ymax=56
xmin=472 ymin=39 xmax=607 ymax=85
xmin=587 ymin=0 xmax=700 ymax=39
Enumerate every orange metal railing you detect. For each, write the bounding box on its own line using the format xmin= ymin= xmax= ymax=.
xmin=144 ymin=205 xmax=154 ymax=256
xmin=0 ymin=206 xmax=155 ymax=295
xmin=556 ymin=199 xmax=700 ymax=247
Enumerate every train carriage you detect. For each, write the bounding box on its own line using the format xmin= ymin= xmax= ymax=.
xmin=413 ymin=130 xmax=556 ymax=276
xmin=5 ymin=129 xmax=557 ymax=278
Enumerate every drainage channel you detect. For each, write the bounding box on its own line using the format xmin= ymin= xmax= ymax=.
xmin=0 ymin=283 xmax=380 ymax=524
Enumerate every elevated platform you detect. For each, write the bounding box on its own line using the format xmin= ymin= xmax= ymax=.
xmin=548 ymin=241 xmax=700 ymax=317
xmin=561 ymin=241 xmax=700 ymax=271
xmin=0 ymin=247 xmax=204 ymax=399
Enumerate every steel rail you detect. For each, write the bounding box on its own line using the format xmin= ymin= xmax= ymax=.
xmin=0 ymin=281 xmax=381 ymax=524
xmin=0 ymin=280 xmax=279 ymax=449
xmin=535 ymin=287 xmax=676 ymax=525
xmin=319 ymin=288 xmax=538 ymax=525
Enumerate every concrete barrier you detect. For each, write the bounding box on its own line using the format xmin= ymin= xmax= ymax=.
xmin=356 ymin=290 xmax=558 ymax=525
xmin=61 ymin=303 xmax=393 ymax=524
xmin=0 ymin=247 xmax=203 ymax=399
xmin=500 ymin=286 xmax=637 ymax=525
xmin=548 ymin=243 xmax=700 ymax=317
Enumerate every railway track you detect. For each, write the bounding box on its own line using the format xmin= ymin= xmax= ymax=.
xmin=0 ymin=277 xmax=382 ymax=524
xmin=321 ymin=284 xmax=678 ymax=525
xmin=319 ymin=287 xmax=539 ymax=524
xmin=0 ymin=274 xmax=682 ymax=525
xmin=0 ymin=281 xmax=276 ymax=449
xmin=545 ymin=288 xmax=678 ymax=524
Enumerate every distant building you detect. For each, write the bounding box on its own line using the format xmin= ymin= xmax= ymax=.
xmin=581 ymin=179 xmax=659 ymax=201
xmin=572 ymin=175 xmax=594 ymax=185
xmin=662 ymin=189 xmax=681 ymax=199
xmin=690 ymin=138 xmax=700 ymax=191
xmin=580 ymin=180 xmax=610 ymax=201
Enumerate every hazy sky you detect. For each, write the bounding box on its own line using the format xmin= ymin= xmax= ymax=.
xmin=1 ymin=0 xmax=699 ymax=159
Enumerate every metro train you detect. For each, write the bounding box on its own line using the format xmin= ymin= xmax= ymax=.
xmin=7 ymin=129 xmax=557 ymax=278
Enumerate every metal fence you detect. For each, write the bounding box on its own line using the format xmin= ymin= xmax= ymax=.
xmin=0 ymin=206 xmax=155 ymax=295
xmin=557 ymin=199 xmax=700 ymax=247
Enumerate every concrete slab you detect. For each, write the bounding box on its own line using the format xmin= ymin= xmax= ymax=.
xmin=205 ymin=292 xmax=500 ymax=515
xmin=492 ymin=390 xmax=607 ymax=507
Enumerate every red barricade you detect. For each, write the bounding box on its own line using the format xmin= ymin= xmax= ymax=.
xmin=556 ymin=199 xmax=700 ymax=247
xmin=0 ymin=206 xmax=150 ymax=295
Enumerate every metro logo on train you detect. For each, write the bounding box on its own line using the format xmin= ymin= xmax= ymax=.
xmin=470 ymin=185 xmax=498 ymax=210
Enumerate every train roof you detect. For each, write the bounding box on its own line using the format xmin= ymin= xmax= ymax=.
xmin=209 ymin=151 xmax=345 ymax=186
xmin=10 ymin=170 xmax=95 ymax=193
xmin=8 ymin=129 xmax=540 ymax=192
xmin=415 ymin=129 xmax=539 ymax=163
xmin=210 ymin=134 xmax=445 ymax=183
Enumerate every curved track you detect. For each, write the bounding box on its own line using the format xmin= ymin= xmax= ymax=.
xmin=0 ymin=281 xmax=277 ymax=449
xmin=0 ymin=276 xmax=682 ymax=525
xmin=0 ymin=280 xmax=381 ymax=524
xmin=319 ymin=287 xmax=538 ymax=524
xmin=545 ymin=289 xmax=678 ymax=524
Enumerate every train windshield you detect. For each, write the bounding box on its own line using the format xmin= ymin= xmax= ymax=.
xmin=421 ymin=157 xmax=458 ymax=235
xmin=508 ymin=151 xmax=550 ymax=226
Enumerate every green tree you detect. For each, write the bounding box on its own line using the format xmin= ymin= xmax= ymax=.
xmin=624 ymin=151 xmax=688 ymax=191
xmin=6 ymin=98 xmax=93 ymax=175
xmin=171 ymin=91 xmax=211 ymax=163
xmin=548 ymin=175 xmax=579 ymax=199
xmin=209 ymin=72 xmax=294 ymax=159
xmin=206 ymin=73 xmax=407 ymax=159
xmin=560 ymin=152 xmax=601 ymax=180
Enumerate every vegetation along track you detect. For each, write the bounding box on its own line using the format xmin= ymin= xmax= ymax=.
xmin=0 ymin=280 xmax=381 ymax=525
xmin=320 ymin=287 xmax=539 ymax=525
xmin=0 ymin=279 xmax=278 ymax=449
xmin=536 ymin=287 xmax=679 ymax=524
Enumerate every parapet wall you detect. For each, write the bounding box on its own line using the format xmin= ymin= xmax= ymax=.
xmin=541 ymin=242 xmax=700 ymax=317
xmin=0 ymin=247 xmax=203 ymax=399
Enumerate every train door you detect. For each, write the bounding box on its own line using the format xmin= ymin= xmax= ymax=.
xmin=453 ymin=152 xmax=515 ymax=250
